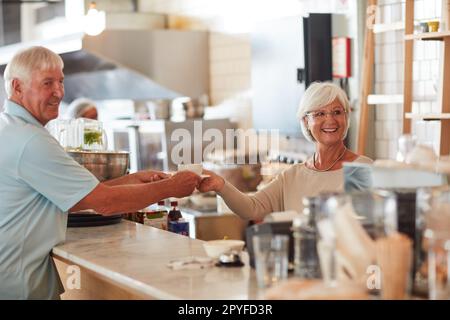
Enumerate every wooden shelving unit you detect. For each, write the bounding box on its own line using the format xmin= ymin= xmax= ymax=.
xmin=358 ymin=0 xmax=450 ymax=156
xmin=405 ymin=30 xmax=450 ymax=41
xmin=405 ymin=112 xmax=450 ymax=120
xmin=373 ymin=21 xmax=404 ymax=34
xmin=403 ymin=0 xmax=450 ymax=156
xmin=367 ymin=94 xmax=404 ymax=105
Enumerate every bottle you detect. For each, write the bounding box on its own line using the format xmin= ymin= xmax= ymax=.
xmin=144 ymin=201 xmax=168 ymax=230
xmin=167 ymin=201 xmax=182 ymax=224
xmin=167 ymin=201 xmax=189 ymax=236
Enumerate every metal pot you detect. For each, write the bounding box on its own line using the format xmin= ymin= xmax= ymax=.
xmin=67 ymin=150 xmax=130 ymax=181
xmin=146 ymin=100 xmax=171 ymax=120
xmin=182 ymin=98 xmax=204 ymax=119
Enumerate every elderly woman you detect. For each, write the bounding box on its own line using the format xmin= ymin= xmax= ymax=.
xmin=64 ymin=97 xmax=98 ymax=120
xmin=198 ymin=82 xmax=373 ymax=220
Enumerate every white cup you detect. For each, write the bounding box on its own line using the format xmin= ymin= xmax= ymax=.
xmin=177 ymin=163 xmax=203 ymax=175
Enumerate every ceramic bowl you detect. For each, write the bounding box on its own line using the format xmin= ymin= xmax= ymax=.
xmin=202 ymin=240 xmax=245 ymax=258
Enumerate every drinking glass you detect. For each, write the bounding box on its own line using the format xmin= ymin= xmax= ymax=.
xmin=417 ymin=186 xmax=450 ymax=299
xmin=253 ymin=234 xmax=289 ymax=289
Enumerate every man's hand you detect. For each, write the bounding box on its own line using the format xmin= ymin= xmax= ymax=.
xmin=103 ymin=170 xmax=170 ymax=186
xmin=134 ymin=170 xmax=170 ymax=183
xmin=197 ymin=169 xmax=225 ymax=193
xmin=168 ymin=171 xmax=202 ymax=198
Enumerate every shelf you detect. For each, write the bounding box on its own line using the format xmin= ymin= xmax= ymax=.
xmin=405 ymin=31 xmax=450 ymax=41
xmin=367 ymin=94 xmax=403 ymax=105
xmin=373 ymin=22 xmax=404 ymax=34
xmin=405 ymin=113 xmax=450 ymax=120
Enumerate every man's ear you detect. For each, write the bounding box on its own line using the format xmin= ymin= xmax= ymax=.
xmin=11 ymin=78 xmax=23 ymax=97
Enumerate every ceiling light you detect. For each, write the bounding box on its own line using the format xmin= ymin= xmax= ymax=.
xmin=84 ymin=1 xmax=105 ymax=36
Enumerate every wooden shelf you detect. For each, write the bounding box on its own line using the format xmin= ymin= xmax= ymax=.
xmin=405 ymin=113 xmax=450 ymax=120
xmin=405 ymin=31 xmax=450 ymax=41
xmin=367 ymin=94 xmax=403 ymax=105
xmin=373 ymin=22 xmax=404 ymax=34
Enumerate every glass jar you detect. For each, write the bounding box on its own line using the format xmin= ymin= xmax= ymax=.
xmin=82 ymin=119 xmax=107 ymax=151
xmin=416 ymin=186 xmax=450 ymax=299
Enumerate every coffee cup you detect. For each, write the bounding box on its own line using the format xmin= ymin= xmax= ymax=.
xmin=177 ymin=163 xmax=203 ymax=175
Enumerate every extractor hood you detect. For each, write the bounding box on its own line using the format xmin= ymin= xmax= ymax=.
xmin=0 ymin=29 xmax=209 ymax=103
xmin=59 ymin=49 xmax=181 ymax=102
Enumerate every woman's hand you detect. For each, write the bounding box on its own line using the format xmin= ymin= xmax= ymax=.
xmin=197 ymin=169 xmax=225 ymax=193
xmin=168 ymin=171 xmax=202 ymax=198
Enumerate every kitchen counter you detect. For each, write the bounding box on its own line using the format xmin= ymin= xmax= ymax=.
xmin=52 ymin=220 xmax=262 ymax=300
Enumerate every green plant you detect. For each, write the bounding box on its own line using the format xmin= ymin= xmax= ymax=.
xmin=84 ymin=130 xmax=102 ymax=146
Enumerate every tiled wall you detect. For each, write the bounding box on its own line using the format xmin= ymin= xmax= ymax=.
xmin=208 ymin=33 xmax=252 ymax=105
xmin=138 ymin=0 xmax=254 ymax=105
xmin=374 ymin=0 xmax=443 ymax=159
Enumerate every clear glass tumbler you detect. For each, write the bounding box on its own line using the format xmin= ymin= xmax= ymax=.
xmin=253 ymin=234 xmax=289 ymax=289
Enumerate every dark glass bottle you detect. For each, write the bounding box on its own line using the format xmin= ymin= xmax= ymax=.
xmin=167 ymin=201 xmax=182 ymax=224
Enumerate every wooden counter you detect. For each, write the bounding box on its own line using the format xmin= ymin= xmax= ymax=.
xmin=52 ymin=220 xmax=263 ymax=300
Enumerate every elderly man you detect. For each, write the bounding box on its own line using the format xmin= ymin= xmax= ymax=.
xmin=0 ymin=46 xmax=200 ymax=299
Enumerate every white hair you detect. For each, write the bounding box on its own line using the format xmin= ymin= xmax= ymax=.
xmin=64 ymin=97 xmax=97 ymax=119
xmin=296 ymin=82 xmax=351 ymax=142
xmin=3 ymin=46 xmax=64 ymax=98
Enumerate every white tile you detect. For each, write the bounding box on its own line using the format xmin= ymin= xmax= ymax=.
xmin=386 ymin=105 xmax=399 ymax=120
xmin=389 ymin=140 xmax=398 ymax=159
xmin=397 ymin=105 xmax=404 ymax=121
xmin=412 ymin=101 xmax=420 ymax=113
xmin=431 ymin=59 xmax=440 ymax=79
xmin=424 ymin=81 xmax=437 ymax=98
xmin=383 ymin=4 xmax=392 ymax=24
xmin=415 ymin=0 xmax=425 ymax=20
xmin=420 ymin=60 xmax=431 ymax=80
xmin=436 ymin=0 xmax=443 ymax=18
xmin=431 ymin=101 xmax=441 ymax=113
xmin=397 ymin=62 xmax=404 ymax=82
xmin=375 ymin=121 xmax=385 ymax=139
xmin=413 ymin=61 xmax=420 ymax=81
xmin=420 ymin=101 xmax=432 ymax=114
xmin=391 ymin=3 xmax=402 ymax=21
xmin=375 ymin=65 xmax=382 ymax=81
xmin=382 ymin=44 xmax=391 ymax=63
xmin=426 ymin=122 xmax=435 ymax=142
xmin=414 ymin=81 xmax=426 ymax=99
xmin=415 ymin=121 xmax=427 ymax=141
xmin=393 ymin=120 xmax=403 ymax=136
xmin=376 ymin=105 xmax=387 ymax=120
xmin=425 ymin=0 xmax=435 ymax=19
xmin=396 ymin=43 xmax=404 ymax=62
xmin=375 ymin=45 xmax=382 ymax=64
xmin=414 ymin=42 xmax=424 ymax=60
xmin=376 ymin=140 xmax=389 ymax=159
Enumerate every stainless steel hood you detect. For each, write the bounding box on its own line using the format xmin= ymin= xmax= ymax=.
xmin=59 ymin=49 xmax=181 ymax=102
xmin=0 ymin=29 xmax=209 ymax=104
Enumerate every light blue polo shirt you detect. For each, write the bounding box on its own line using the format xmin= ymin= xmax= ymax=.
xmin=0 ymin=100 xmax=99 ymax=299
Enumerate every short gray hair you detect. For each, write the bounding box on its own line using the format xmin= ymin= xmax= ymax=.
xmin=3 ymin=46 xmax=64 ymax=98
xmin=296 ymin=82 xmax=351 ymax=142
xmin=64 ymin=97 xmax=97 ymax=119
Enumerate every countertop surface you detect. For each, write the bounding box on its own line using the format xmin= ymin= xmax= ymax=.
xmin=52 ymin=220 xmax=262 ymax=300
